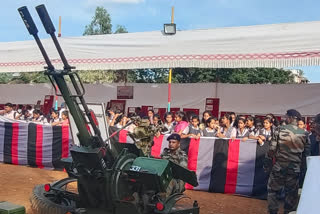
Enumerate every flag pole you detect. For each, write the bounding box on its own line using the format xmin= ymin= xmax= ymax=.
xmin=58 ymin=16 xmax=62 ymax=37
xmin=167 ymin=6 xmax=174 ymax=112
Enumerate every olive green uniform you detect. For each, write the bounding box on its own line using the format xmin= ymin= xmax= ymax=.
xmin=161 ymin=148 xmax=188 ymax=196
xmin=266 ymin=123 xmax=310 ymax=214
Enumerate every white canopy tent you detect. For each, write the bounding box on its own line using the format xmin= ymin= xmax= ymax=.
xmin=1 ymin=21 xmax=320 ymax=72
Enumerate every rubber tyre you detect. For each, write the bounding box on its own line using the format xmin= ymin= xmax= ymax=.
xmin=30 ymin=184 xmax=76 ymax=214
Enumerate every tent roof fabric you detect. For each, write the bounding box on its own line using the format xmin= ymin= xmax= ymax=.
xmin=1 ymin=21 xmax=320 ymax=72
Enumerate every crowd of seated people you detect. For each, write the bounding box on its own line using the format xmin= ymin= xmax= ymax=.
xmin=0 ymin=102 xmax=69 ymax=126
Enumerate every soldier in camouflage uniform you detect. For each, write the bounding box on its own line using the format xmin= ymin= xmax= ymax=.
xmin=161 ymin=133 xmax=188 ymax=197
xmin=266 ymin=109 xmax=310 ymax=214
xmin=129 ymin=117 xmax=163 ymax=156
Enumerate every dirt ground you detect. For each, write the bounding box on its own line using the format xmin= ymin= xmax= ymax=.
xmin=0 ymin=163 xmax=269 ymax=214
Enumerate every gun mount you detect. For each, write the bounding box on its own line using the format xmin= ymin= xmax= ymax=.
xmin=18 ymin=5 xmax=199 ymax=214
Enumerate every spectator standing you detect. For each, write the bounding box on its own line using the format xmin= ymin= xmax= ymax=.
xmin=199 ymin=110 xmax=212 ymax=130
xmin=32 ymin=109 xmax=48 ymax=124
xmin=217 ymin=114 xmax=237 ymax=138
xmin=237 ymin=118 xmax=249 ymax=140
xmin=162 ymin=112 xmax=175 ymax=135
xmin=246 ymin=116 xmax=256 ymax=136
xmin=298 ymin=119 xmax=307 ymax=131
xmin=60 ymin=110 xmax=69 ymax=126
xmin=136 ymin=107 xmax=145 ymax=118
xmin=50 ymin=109 xmax=61 ymax=125
xmin=309 ymin=121 xmax=319 ymax=156
xmin=256 ymin=117 xmax=273 ymax=146
xmin=153 ymin=114 xmax=161 ymax=127
xmin=59 ymin=102 xmax=66 ymax=119
xmin=183 ymin=115 xmax=201 ymax=139
xmin=174 ymin=111 xmax=189 ymax=136
xmin=230 ymin=112 xmax=236 ymax=127
xmin=0 ymin=103 xmax=18 ymax=120
xmin=148 ymin=110 xmax=154 ymax=125
xmin=202 ymin=117 xmax=219 ymax=137
xmin=106 ymin=108 xmax=116 ymax=125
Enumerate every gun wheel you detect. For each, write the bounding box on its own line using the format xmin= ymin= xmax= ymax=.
xmin=110 ymin=153 xmax=137 ymax=201
xmin=30 ymin=184 xmax=76 ymax=214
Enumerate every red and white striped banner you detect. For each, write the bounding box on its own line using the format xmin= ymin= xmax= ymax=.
xmin=110 ymin=127 xmax=269 ymax=198
xmin=0 ymin=118 xmax=71 ymax=169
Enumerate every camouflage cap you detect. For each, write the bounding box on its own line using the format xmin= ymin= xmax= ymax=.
xmin=167 ymin=133 xmax=181 ymax=142
xmin=286 ymin=109 xmax=302 ymax=120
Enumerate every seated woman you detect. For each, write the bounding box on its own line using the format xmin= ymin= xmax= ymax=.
xmin=173 ymin=111 xmax=189 ymax=136
xmin=236 ymin=118 xmax=249 ymax=141
xmin=202 ymin=117 xmax=219 ymax=137
xmin=216 ymin=113 xmax=237 ymax=139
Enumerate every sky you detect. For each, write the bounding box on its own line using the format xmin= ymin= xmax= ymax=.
xmin=1 ymin=0 xmax=320 ymax=82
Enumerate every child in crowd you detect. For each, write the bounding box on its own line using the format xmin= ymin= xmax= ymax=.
xmin=116 ymin=114 xmax=129 ymax=129
xmin=236 ymin=118 xmax=249 ymax=141
xmin=153 ymin=114 xmax=162 ymax=127
xmin=148 ymin=110 xmax=154 ymax=124
xmin=199 ymin=110 xmax=213 ymax=130
xmin=60 ymin=110 xmax=69 ymax=126
xmin=246 ymin=116 xmax=256 ymax=136
xmin=162 ymin=112 xmax=175 ymax=135
xmin=255 ymin=117 xmax=273 ymax=146
xmin=32 ymin=109 xmax=48 ymax=124
xmin=174 ymin=111 xmax=189 ymax=136
xmin=202 ymin=117 xmax=219 ymax=137
xmin=298 ymin=118 xmax=307 ymax=131
xmin=217 ymin=113 xmax=237 ymax=139
xmin=50 ymin=109 xmax=61 ymax=125
xmin=183 ymin=115 xmax=201 ymax=139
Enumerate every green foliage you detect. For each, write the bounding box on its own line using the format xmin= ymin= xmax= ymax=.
xmin=0 ymin=73 xmax=14 ymax=84
xmin=77 ymin=70 xmax=114 ymax=83
xmin=83 ymin=7 xmax=112 ymax=35
xmin=127 ymin=69 xmax=169 ymax=83
xmin=133 ymin=68 xmax=294 ymax=84
xmin=0 ymin=72 xmax=49 ymax=84
xmin=114 ymin=25 xmax=128 ymax=34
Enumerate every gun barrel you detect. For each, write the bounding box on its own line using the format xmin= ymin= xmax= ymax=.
xmin=35 ymin=4 xmax=56 ymax=35
xmin=18 ymin=6 xmax=54 ymax=71
xmin=35 ymin=4 xmax=71 ymax=69
xmin=18 ymin=6 xmax=38 ymax=36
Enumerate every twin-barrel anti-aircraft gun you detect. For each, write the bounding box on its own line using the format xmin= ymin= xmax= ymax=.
xmin=18 ymin=5 xmax=200 ymax=214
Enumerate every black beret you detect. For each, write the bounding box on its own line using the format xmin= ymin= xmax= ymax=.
xmin=167 ymin=133 xmax=181 ymax=142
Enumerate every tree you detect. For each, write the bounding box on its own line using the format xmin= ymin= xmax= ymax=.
xmin=127 ymin=69 xmax=169 ymax=83
xmin=83 ymin=7 xmax=112 ymax=35
xmin=0 ymin=73 xmax=13 ymax=84
xmin=114 ymin=25 xmax=128 ymax=34
xmin=127 ymin=68 xmax=295 ymax=84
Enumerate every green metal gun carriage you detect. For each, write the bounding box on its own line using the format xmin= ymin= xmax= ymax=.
xmin=18 ymin=5 xmax=199 ymax=214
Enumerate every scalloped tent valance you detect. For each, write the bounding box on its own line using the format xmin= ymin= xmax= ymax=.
xmin=1 ymin=21 xmax=320 ymax=73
